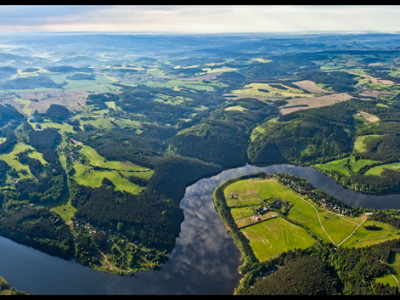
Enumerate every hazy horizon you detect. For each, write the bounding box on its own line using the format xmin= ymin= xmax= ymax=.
xmin=0 ymin=5 xmax=399 ymax=34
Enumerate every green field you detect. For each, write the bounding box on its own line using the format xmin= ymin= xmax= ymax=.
xmin=365 ymin=162 xmax=400 ymax=176
xmin=314 ymin=156 xmax=380 ymax=176
xmin=146 ymin=79 xmax=227 ymax=91
xmin=240 ymin=216 xmax=315 ymax=261
xmin=231 ymin=83 xmax=314 ymax=98
xmin=353 ymin=135 xmax=381 ymax=153
xmin=375 ymin=252 xmax=400 ymax=288
xmin=71 ymin=144 xmax=153 ymax=194
xmin=225 ymin=178 xmax=330 ymax=242
xmin=341 ymin=220 xmax=400 ymax=248
xmin=0 ymin=142 xmax=37 ymax=182
xmin=219 ymin=175 xmax=400 ymax=264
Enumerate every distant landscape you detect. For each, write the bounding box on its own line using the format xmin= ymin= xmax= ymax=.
xmin=1 ymin=32 xmax=400 ymax=295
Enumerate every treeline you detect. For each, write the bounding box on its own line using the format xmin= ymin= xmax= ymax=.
xmin=85 ymin=93 xmax=119 ymax=110
xmin=360 ymin=135 xmax=400 ymax=162
xmin=118 ymin=91 xmax=194 ymax=125
xmin=0 ymin=104 xmax=24 ymax=128
xmin=72 ymin=128 xmax=165 ymax=168
xmin=301 ymin=70 xmax=359 ymax=92
xmin=0 ymin=129 xmax=17 ymax=154
xmin=0 ymin=276 xmax=28 ymax=295
xmin=13 ymin=127 xmax=67 ymax=204
xmin=0 ymin=206 xmax=75 ymax=260
xmin=70 ymin=179 xmax=184 ymax=252
xmin=44 ymin=104 xmax=71 ymax=122
xmin=170 ymin=98 xmax=279 ymax=167
xmin=0 ymin=74 xmax=63 ymax=90
xmin=248 ymin=101 xmax=355 ymax=165
xmin=148 ymin=155 xmax=223 ymax=201
xmin=370 ymin=210 xmax=400 ymax=228
xmin=243 ymin=52 xmax=318 ymax=82
xmin=237 ymin=239 xmax=400 ymax=295
xmin=243 ymin=255 xmax=340 ymax=295
xmin=322 ymin=168 xmax=400 ymax=194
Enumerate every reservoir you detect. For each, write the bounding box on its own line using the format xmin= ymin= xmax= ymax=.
xmin=1 ymin=163 xmax=400 ymax=295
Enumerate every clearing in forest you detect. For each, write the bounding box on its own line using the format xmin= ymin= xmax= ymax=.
xmin=279 ymin=92 xmax=352 ymax=115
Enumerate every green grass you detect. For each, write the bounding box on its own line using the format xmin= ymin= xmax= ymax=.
xmin=0 ymin=142 xmax=35 ymax=181
xmin=318 ymin=210 xmax=361 ymax=245
xmin=224 ymin=105 xmax=247 ymax=112
xmin=340 ymin=220 xmax=400 ymax=248
xmin=230 ymin=205 xmax=258 ymax=220
xmin=80 ymin=118 xmax=116 ymax=130
xmin=375 ymin=252 xmax=400 ymax=288
xmin=71 ymin=144 xmax=153 ymax=195
xmin=14 ymin=98 xmax=32 ymax=116
xmin=221 ymin=175 xmax=400 ymax=265
xmin=27 ymin=150 xmax=48 ymax=165
xmin=105 ymin=101 xmax=117 ymax=110
xmin=72 ymin=162 xmax=145 ymax=195
xmin=375 ymin=274 xmax=399 ymax=288
xmin=48 ymin=73 xmax=115 ymax=91
xmin=146 ymin=79 xmax=227 ymax=91
xmin=202 ymin=66 xmax=238 ymax=73
xmin=38 ymin=120 xmax=76 ymax=134
xmin=365 ymin=162 xmax=400 ymax=176
xmin=353 ymin=135 xmax=381 ymax=153
xmin=153 ymin=94 xmax=192 ymax=106
xmin=240 ymin=216 xmax=316 ymax=262
xmin=314 ymin=156 xmax=380 ymax=176
xmin=50 ymin=201 xmax=77 ymax=224
xmin=79 ymin=144 xmax=153 ymax=178
xmin=250 ymin=125 xmax=266 ymax=142
xmin=232 ymin=82 xmax=314 ymax=98
xmin=376 ymin=103 xmax=390 ymax=108
xmin=224 ymin=178 xmax=330 ymax=242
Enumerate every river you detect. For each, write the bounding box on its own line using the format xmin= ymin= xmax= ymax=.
xmin=1 ymin=163 xmax=400 ymax=295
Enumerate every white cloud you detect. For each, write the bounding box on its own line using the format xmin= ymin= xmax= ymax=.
xmin=0 ymin=5 xmax=399 ymax=33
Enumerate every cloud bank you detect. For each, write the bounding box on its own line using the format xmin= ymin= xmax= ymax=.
xmin=0 ymin=5 xmax=399 ymax=33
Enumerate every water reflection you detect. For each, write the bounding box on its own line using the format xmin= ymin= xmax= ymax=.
xmin=1 ymin=163 xmax=400 ymax=295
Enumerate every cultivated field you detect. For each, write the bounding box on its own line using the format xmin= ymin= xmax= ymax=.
xmin=279 ymin=92 xmax=352 ymax=115
xmin=355 ymin=110 xmax=380 ymax=123
xmin=231 ymin=83 xmax=314 ymax=100
xmin=291 ymin=80 xmax=331 ymax=94
xmin=219 ymin=175 xmax=400 ymax=263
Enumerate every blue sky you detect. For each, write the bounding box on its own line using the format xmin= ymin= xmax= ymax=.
xmin=0 ymin=5 xmax=399 ymax=33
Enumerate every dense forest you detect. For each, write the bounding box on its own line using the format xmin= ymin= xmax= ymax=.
xmin=238 ymin=240 xmax=400 ymax=295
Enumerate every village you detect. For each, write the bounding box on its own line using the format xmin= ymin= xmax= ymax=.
xmin=276 ymin=173 xmax=362 ymax=217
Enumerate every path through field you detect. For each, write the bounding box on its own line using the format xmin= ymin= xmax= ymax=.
xmin=273 ymin=179 xmax=368 ymax=248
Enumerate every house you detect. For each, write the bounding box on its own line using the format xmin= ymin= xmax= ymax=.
xmin=229 ymin=192 xmax=238 ymax=199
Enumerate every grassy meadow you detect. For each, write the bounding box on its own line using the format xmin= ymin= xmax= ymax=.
xmin=219 ymin=175 xmax=400 ymax=264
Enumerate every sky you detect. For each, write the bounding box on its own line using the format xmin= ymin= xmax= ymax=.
xmin=0 ymin=5 xmax=399 ymax=34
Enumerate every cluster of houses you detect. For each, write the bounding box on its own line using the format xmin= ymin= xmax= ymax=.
xmin=320 ymin=198 xmax=349 ymax=215
xmin=74 ymin=220 xmax=129 ymax=245
xmin=69 ymin=147 xmax=82 ymax=163
xmin=355 ymin=84 xmax=372 ymax=92
xmin=252 ymin=206 xmax=270 ymax=222
xmin=278 ymin=175 xmax=356 ymax=217
xmin=229 ymin=192 xmax=238 ymax=199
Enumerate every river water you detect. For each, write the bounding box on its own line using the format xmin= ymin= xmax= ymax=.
xmin=1 ymin=163 xmax=400 ymax=295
